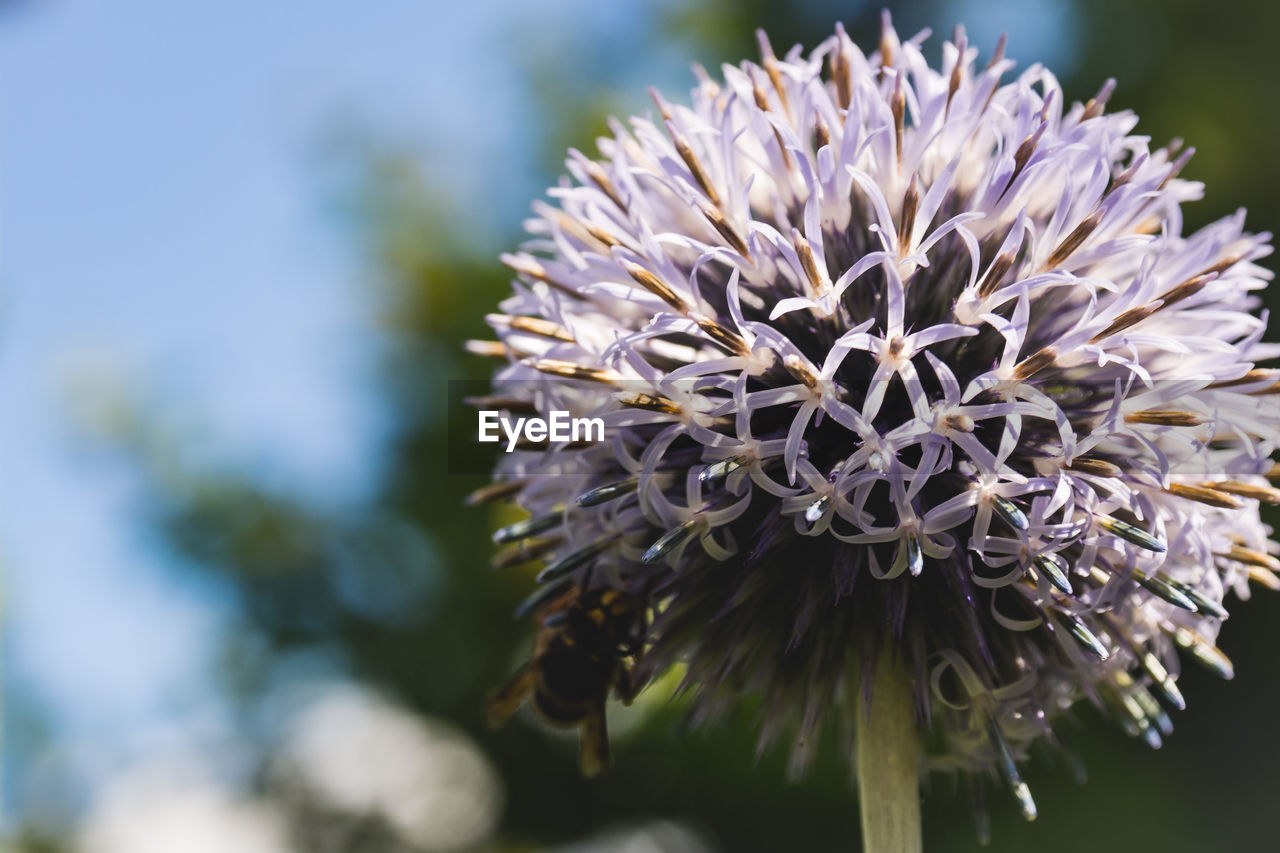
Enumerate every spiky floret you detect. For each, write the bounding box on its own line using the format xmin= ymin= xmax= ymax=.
xmin=473 ymin=15 xmax=1279 ymax=819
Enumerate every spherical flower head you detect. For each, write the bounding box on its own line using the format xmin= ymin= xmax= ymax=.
xmin=474 ymin=15 xmax=1279 ymax=820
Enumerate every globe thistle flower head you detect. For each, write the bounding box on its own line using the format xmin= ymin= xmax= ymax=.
xmin=474 ymin=13 xmax=1280 ymax=822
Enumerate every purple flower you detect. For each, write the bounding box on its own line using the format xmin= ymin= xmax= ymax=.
xmin=473 ymin=15 xmax=1279 ymax=822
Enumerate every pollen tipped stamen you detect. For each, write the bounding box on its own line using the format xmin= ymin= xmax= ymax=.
xmin=782 ymin=354 xmax=820 ymax=389
xmin=466 ymin=340 xmax=517 ymax=360
xmin=1002 ymin=121 xmax=1046 ymax=198
xmin=692 ymin=312 xmax=751 ymax=356
xmin=1133 ymin=686 xmax=1173 ymax=736
xmin=1013 ymin=347 xmax=1057 ymax=380
xmin=987 ymin=721 xmax=1037 ymax=821
xmin=976 ymin=251 xmax=1016 ymax=297
xmin=890 ymin=73 xmax=906 ymax=169
xmin=751 ymin=70 xmax=793 ymax=171
xmin=1209 ymin=368 xmax=1280 ymax=391
xmin=1175 ymin=582 xmax=1229 ymax=620
xmin=1033 ymin=553 xmax=1073 ymax=595
xmin=584 ymin=160 xmax=627 ymax=211
xmin=1080 ymin=78 xmax=1116 ymax=121
xmin=945 ymin=49 xmax=963 ymax=117
xmin=1118 ymin=688 xmax=1164 ymax=748
xmin=878 ymin=12 xmax=895 ymax=68
xmin=1248 ymin=566 xmax=1280 ymax=590
xmin=1172 ymin=626 xmax=1235 ymax=679
xmin=1047 ymin=209 xmax=1105 ymax=269
xmin=898 ymin=174 xmax=920 ymax=256
xmin=756 ymin=29 xmax=792 ymax=115
xmin=1140 ymin=651 xmax=1186 ymax=711
xmin=623 ymin=260 xmax=688 ymax=312
xmin=492 ymin=536 xmax=563 ymax=570
xmin=831 ymin=31 xmax=851 ymax=110
xmin=576 ymin=478 xmax=640 ymax=507
xmin=700 ymin=456 xmax=745 ymax=484
xmin=1164 ymin=483 xmax=1244 ymax=509
xmin=545 ymin=207 xmax=602 ymax=249
xmin=642 ymin=518 xmax=704 ymax=565
xmin=813 ymin=115 xmax=831 ymax=151
xmin=792 ymin=228 xmax=830 ymax=296
xmin=700 ymin=201 xmax=752 ymax=259
xmin=993 ymin=496 xmax=1029 ymax=531
xmin=690 ymin=61 xmax=721 ymax=99
xmin=493 ymin=511 xmax=565 ymax=545
xmin=1089 ymin=302 xmax=1161 ymax=343
xmin=648 ymin=85 xmax=673 ymax=121
xmin=526 ymin=358 xmax=623 ymax=384
xmin=1059 ymin=611 xmax=1110 ymax=661
xmin=1158 ymin=146 xmax=1195 ymax=190
xmin=1131 ymin=570 xmax=1199 ymax=612
xmin=893 ymin=533 xmax=924 ymax=577
xmin=1102 ymin=155 xmax=1143 ymax=201
xmin=804 ymin=494 xmax=832 ymax=525
xmin=500 ymin=252 xmax=548 ymax=281
xmin=1219 ymin=543 xmax=1280 ymax=571
xmin=1065 ymin=457 xmax=1123 ymax=478
xmin=668 ymin=123 xmax=721 ymax=206
xmin=1097 ymin=516 xmax=1166 ymax=552
xmin=1206 ymin=480 xmax=1280 ymax=504
xmin=616 ymin=391 xmax=682 ymax=414
xmin=485 ymin=314 xmax=576 ymax=342
xmin=1208 ymin=366 xmax=1280 ymax=391
xmin=1124 ymin=410 xmax=1206 ymax=427
xmin=535 ymin=539 xmax=613 ymax=583
xmin=583 ymin=219 xmax=624 ymax=249
xmin=1204 ymin=248 xmax=1246 ymax=275
xmin=986 ymin=32 xmax=1008 ymax=69
xmin=1158 ymin=272 xmax=1216 ymax=308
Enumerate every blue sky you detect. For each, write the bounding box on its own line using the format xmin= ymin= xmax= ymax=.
xmin=0 ymin=0 xmax=513 ymax=804
xmin=0 ymin=0 xmax=1078 ymax=822
xmin=0 ymin=0 xmax=689 ymax=818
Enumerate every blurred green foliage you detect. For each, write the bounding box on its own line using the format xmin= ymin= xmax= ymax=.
xmin=54 ymin=1 xmax=1280 ymax=850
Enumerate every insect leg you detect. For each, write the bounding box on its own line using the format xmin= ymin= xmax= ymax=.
xmin=578 ymin=698 xmax=611 ymax=777
xmin=485 ymin=663 xmax=535 ymax=729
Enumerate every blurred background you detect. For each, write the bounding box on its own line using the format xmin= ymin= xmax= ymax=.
xmin=4 ymin=0 xmax=1280 ymax=850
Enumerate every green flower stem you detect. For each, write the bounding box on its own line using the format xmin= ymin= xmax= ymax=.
xmin=857 ymin=651 xmax=922 ymax=853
